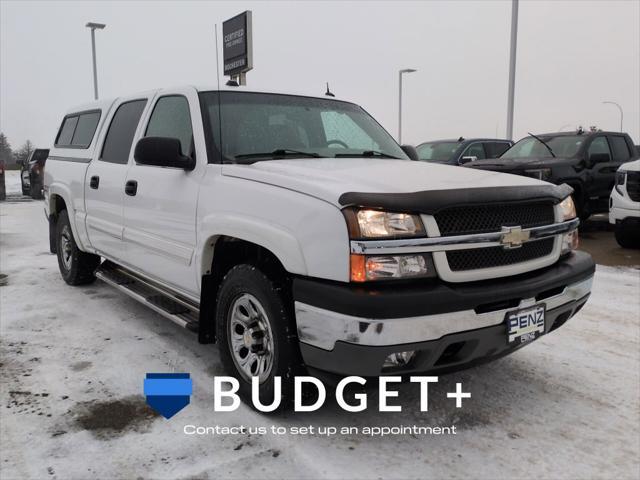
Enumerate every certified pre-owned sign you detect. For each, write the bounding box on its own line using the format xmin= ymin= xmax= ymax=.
xmin=223 ymin=10 xmax=253 ymax=77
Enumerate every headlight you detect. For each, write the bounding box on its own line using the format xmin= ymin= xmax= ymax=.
xmin=350 ymin=253 xmax=435 ymax=282
xmin=615 ymin=171 xmax=626 ymax=195
xmin=524 ymin=168 xmax=552 ymax=181
xmin=344 ymin=208 xmax=425 ymax=238
xmin=559 ymin=196 xmax=576 ymax=221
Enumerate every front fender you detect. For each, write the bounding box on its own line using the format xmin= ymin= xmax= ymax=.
xmin=197 ymin=213 xmax=308 ymax=280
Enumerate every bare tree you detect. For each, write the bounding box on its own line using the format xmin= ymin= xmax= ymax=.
xmin=13 ymin=140 xmax=34 ymax=166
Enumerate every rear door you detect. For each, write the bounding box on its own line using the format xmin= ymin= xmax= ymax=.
xmin=85 ymin=98 xmax=148 ymax=258
xmin=122 ymin=88 xmax=204 ymax=296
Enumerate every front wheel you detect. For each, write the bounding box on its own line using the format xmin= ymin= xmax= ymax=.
xmin=56 ymin=210 xmax=101 ymax=285
xmin=215 ymin=264 xmax=302 ymax=410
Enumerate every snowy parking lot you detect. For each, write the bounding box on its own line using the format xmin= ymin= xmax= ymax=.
xmin=1 ymin=171 xmax=639 ymax=479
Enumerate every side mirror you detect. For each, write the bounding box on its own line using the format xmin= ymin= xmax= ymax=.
xmin=459 ymin=155 xmax=477 ymax=165
xmin=134 ymin=137 xmax=195 ymax=170
xmin=589 ymin=153 xmax=610 ymax=164
xmin=400 ymin=145 xmax=419 ymax=161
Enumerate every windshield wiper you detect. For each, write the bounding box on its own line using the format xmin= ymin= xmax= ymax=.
xmin=527 ymin=132 xmax=556 ymax=158
xmin=334 ymin=150 xmax=400 ymax=159
xmin=234 ymin=149 xmax=322 ymax=163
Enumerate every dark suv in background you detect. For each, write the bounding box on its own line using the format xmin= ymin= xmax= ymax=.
xmin=416 ymin=137 xmax=513 ymax=165
xmin=20 ymin=148 xmax=49 ymax=199
xmin=467 ymin=131 xmax=638 ymax=219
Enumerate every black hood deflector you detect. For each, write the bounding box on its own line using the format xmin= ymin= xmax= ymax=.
xmin=338 ymin=183 xmax=573 ymax=214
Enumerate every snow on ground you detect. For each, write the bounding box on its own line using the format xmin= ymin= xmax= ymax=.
xmin=1 ymin=196 xmax=639 ymax=480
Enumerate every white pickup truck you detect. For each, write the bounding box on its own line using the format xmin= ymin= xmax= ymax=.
xmin=44 ymin=86 xmax=595 ymax=405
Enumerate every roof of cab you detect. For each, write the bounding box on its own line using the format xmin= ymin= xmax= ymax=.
xmin=63 ymin=85 xmax=350 ymax=115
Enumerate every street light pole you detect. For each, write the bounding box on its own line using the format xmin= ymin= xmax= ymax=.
xmin=602 ymin=101 xmax=623 ymax=132
xmin=86 ymin=22 xmax=106 ymax=100
xmin=506 ymin=0 xmax=519 ymax=140
xmin=398 ymin=68 xmax=417 ymax=144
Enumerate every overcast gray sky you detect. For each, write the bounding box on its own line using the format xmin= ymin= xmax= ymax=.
xmin=1 ymin=0 xmax=639 ymax=150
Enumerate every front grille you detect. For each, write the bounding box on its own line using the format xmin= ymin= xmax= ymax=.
xmin=627 ymin=171 xmax=640 ymax=202
xmin=434 ymin=202 xmax=555 ymax=236
xmin=446 ymin=238 xmax=555 ymax=271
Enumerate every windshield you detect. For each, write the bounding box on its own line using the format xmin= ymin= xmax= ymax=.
xmin=416 ymin=142 xmax=460 ymax=162
xmin=199 ymin=91 xmax=408 ymax=162
xmin=502 ymin=135 xmax=584 ymax=159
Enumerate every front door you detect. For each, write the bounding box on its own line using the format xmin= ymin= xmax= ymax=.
xmin=122 ymin=90 xmax=203 ymax=296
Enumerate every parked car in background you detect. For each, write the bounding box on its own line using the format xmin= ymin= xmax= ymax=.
xmin=416 ymin=137 xmax=513 ymax=165
xmin=610 ymin=159 xmax=640 ymax=248
xmin=0 ymin=159 xmax=6 ymax=201
xmin=20 ymin=148 xmax=49 ymax=199
xmin=467 ymin=130 xmax=638 ymax=220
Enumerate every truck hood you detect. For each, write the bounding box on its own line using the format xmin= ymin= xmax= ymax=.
xmin=222 ymin=158 xmax=548 ymax=207
xmin=468 ymin=156 xmax=575 ymax=170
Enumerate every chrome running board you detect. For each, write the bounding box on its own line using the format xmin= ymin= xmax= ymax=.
xmin=95 ymin=261 xmax=199 ymax=332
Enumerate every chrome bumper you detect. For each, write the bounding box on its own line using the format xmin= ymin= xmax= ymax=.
xmin=295 ymin=275 xmax=593 ymax=351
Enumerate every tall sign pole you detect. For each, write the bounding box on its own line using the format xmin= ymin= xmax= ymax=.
xmin=506 ymin=0 xmax=519 ymax=140
xmin=222 ymin=11 xmax=253 ymax=85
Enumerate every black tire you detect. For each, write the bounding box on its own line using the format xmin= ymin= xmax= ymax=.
xmin=30 ymin=181 xmax=43 ymax=200
xmin=21 ymin=182 xmax=29 ymax=196
xmin=55 ymin=210 xmax=101 ymax=285
xmin=215 ymin=264 xmax=303 ymax=411
xmin=615 ymin=223 xmax=640 ymax=249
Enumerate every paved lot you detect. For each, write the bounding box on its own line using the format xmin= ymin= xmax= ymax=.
xmin=1 ymin=172 xmax=639 ymax=479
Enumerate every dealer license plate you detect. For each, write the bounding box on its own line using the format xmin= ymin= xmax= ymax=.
xmin=506 ymin=304 xmax=545 ymax=345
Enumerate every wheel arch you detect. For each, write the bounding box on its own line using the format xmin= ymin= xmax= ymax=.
xmin=47 ymin=192 xmax=69 ymax=254
xmin=198 ymin=234 xmax=295 ymax=344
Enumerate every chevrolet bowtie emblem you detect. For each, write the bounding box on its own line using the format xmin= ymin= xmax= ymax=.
xmin=500 ymin=226 xmax=530 ymax=249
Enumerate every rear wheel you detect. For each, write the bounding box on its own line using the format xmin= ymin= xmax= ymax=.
xmin=215 ymin=264 xmax=302 ymax=410
xmin=56 ymin=210 xmax=101 ymax=285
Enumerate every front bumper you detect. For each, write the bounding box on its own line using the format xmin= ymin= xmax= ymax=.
xmin=293 ymin=251 xmax=595 ymax=376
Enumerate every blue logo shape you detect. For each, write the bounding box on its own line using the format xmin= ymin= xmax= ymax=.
xmin=144 ymin=373 xmax=192 ymax=419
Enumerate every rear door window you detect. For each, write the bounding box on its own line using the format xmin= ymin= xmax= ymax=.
xmin=100 ymin=100 xmax=147 ymax=164
xmin=608 ymin=136 xmax=631 ymax=162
